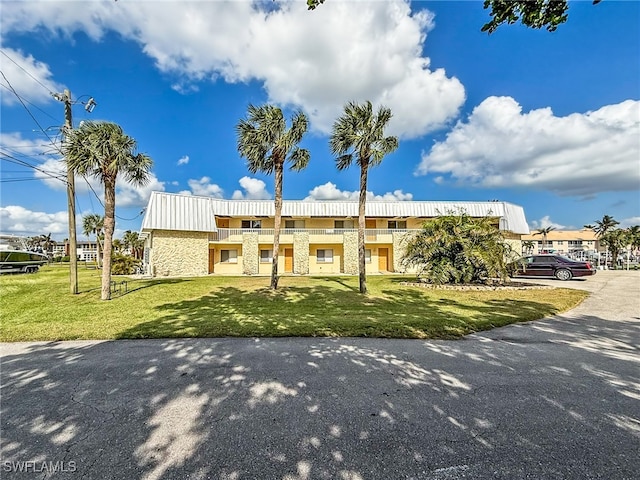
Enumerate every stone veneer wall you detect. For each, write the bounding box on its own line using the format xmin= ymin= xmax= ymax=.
xmin=151 ymin=230 xmax=208 ymax=277
xmin=293 ymin=232 xmax=310 ymax=274
xmin=343 ymin=231 xmax=359 ymax=275
xmin=393 ymin=231 xmax=412 ymax=273
xmin=242 ymin=233 xmax=259 ymax=275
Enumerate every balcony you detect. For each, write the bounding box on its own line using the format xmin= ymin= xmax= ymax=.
xmin=208 ymin=228 xmax=419 ymax=244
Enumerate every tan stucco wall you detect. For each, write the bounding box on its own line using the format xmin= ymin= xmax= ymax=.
xmin=151 ymin=230 xmax=208 ymax=277
xmin=293 ymin=232 xmax=310 ymax=274
xmin=212 ymin=246 xmax=243 ymax=274
xmin=309 ymin=244 xmax=344 ymax=274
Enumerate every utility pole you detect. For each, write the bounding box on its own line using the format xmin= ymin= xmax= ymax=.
xmin=54 ymin=89 xmax=78 ymax=294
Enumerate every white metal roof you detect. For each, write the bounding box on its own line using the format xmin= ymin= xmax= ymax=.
xmin=141 ymin=191 xmax=530 ymax=234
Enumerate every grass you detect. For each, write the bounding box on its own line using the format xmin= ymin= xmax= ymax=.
xmin=0 ymin=264 xmax=588 ymax=342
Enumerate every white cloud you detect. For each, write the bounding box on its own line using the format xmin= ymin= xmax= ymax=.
xmin=529 ymin=216 xmax=567 ymax=231
xmin=417 ymin=97 xmax=640 ymax=196
xmin=185 ymin=177 xmax=224 ymax=198
xmin=0 ymin=205 xmax=68 ymax=237
xmin=232 ymin=176 xmax=271 ymax=200
xmin=305 ymin=182 xmax=412 ymax=201
xmin=0 ymin=47 xmax=65 ymax=106
xmin=177 ymin=155 xmax=189 ymax=166
xmin=1 ymin=1 xmax=464 ymax=139
xmin=116 ymin=173 xmax=166 ymax=207
xmin=620 ymin=217 xmax=640 ymax=229
xmin=1 ymin=132 xmax=165 ymax=206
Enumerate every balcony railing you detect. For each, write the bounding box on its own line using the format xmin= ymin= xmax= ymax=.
xmin=208 ymin=228 xmax=419 ymax=243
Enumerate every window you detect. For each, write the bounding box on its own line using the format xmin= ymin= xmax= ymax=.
xmin=260 ymin=249 xmax=273 ymax=263
xmin=335 ymin=220 xmax=354 ymax=229
xmin=387 ymin=220 xmax=407 ymax=229
xmin=221 ymin=250 xmax=238 ymax=263
xmin=317 ymin=249 xmax=333 ymax=263
xmin=557 ymin=241 xmax=564 ymax=245
xmin=241 ymin=220 xmax=262 ymax=229
xmin=365 ymin=249 xmax=372 ymax=264
xmin=285 ymin=220 xmax=305 ymax=229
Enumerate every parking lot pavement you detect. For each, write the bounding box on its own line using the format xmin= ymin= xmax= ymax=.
xmin=1 ymin=271 xmax=639 ymax=479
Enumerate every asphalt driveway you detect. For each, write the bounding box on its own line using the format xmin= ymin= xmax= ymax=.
xmin=1 ymin=270 xmax=639 ymax=479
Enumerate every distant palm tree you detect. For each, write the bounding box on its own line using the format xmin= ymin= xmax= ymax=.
xmin=82 ymin=213 xmax=104 ymax=267
xmin=600 ymin=229 xmax=629 ymax=269
xmin=593 ymin=215 xmax=619 ymax=237
xmin=64 ymin=121 xmax=152 ymax=300
xmin=627 ymin=225 xmax=640 ymax=255
xmin=533 ymin=226 xmax=555 ymax=252
xmin=123 ymin=230 xmax=144 ymax=259
xmin=112 ymin=238 xmax=123 ymax=254
xmin=591 ymin=215 xmax=620 ymax=267
xmin=522 ymin=240 xmax=535 ymax=254
xmin=236 ymin=104 xmax=310 ymax=290
xmin=330 ymin=100 xmax=399 ymax=294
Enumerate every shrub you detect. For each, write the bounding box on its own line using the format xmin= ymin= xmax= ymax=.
xmin=402 ymin=211 xmax=518 ymax=285
xmin=111 ymin=254 xmax=141 ymax=275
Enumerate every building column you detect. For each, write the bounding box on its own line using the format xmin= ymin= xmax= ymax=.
xmin=293 ymin=232 xmax=309 ymax=274
xmin=392 ymin=231 xmax=409 ymax=273
xmin=242 ymin=232 xmax=259 ymax=275
xmin=343 ymin=231 xmax=358 ymax=275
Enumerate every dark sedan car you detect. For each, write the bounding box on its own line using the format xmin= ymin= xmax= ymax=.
xmin=511 ymin=254 xmax=596 ymax=281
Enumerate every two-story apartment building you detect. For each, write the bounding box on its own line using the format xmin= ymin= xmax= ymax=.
xmin=521 ymin=229 xmax=600 ymax=256
xmin=140 ymin=192 xmax=530 ymax=277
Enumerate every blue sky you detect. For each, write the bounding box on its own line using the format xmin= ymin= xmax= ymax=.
xmin=1 ymin=0 xmax=639 ymax=240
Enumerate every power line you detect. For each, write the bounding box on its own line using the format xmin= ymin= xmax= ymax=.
xmin=0 ymin=153 xmax=67 ymax=183
xmin=0 ymin=49 xmax=56 ymax=94
xmin=0 ymin=72 xmax=63 ymax=156
xmin=0 ymin=83 xmax=60 ymax=123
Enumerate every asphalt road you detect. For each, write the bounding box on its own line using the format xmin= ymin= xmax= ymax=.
xmin=1 ymin=270 xmax=639 ymax=479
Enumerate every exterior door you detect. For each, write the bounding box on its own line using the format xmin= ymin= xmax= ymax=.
xmin=217 ymin=218 xmax=229 ymax=228
xmin=378 ymin=248 xmax=389 ymax=271
xmin=208 ymin=248 xmax=215 ymax=274
xmin=284 ymin=248 xmax=293 ymax=273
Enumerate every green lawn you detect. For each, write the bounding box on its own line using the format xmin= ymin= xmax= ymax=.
xmin=0 ymin=264 xmax=588 ymax=342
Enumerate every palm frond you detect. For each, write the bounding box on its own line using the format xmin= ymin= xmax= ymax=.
xmin=289 ymin=148 xmax=310 ymax=171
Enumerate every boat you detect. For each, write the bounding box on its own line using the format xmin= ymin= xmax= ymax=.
xmin=0 ymin=234 xmax=49 ymax=274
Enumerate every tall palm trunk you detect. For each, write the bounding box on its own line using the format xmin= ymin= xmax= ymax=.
xmin=271 ymin=160 xmax=284 ymax=290
xmin=358 ymin=161 xmax=369 ymax=294
xmin=102 ymin=178 xmax=116 ymax=300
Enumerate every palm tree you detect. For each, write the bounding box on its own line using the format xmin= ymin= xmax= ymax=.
xmin=593 ymin=215 xmax=619 ymax=237
xmin=236 ymin=104 xmax=310 ymax=290
xmin=330 ymin=101 xmax=398 ymax=294
xmin=63 ymin=121 xmax=152 ymax=300
xmin=112 ymin=238 xmax=123 ymax=254
xmin=592 ymin=215 xmax=619 ymax=267
xmin=522 ymin=240 xmax=535 ymax=254
xmin=123 ymin=230 xmax=144 ymax=259
xmin=82 ymin=213 xmax=104 ymax=268
xmin=533 ymin=226 xmax=555 ymax=252
xmin=627 ymin=225 xmax=640 ymax=257
xmin=600 ymin=229 xmax=629 ymax=269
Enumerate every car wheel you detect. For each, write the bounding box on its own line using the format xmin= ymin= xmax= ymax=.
xmin=555 ymin=268 xmax=572 ymax=281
